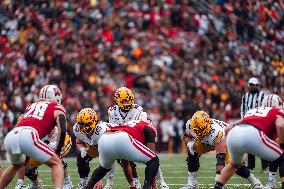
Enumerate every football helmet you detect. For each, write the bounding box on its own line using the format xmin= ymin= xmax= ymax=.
xmin=190 ymin=111 xmax=211 ymax=140
xmin=76 ymin=108 xmax=98 ymax=135
xmin=114 ymin=87 xmax=134 ymax=111
xmin=39 ymin=85 xmax=63 ymax=104
xmin=262 ymin=94 xmax=283 ymax=108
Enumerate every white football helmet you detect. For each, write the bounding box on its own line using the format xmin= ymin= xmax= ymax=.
xmin=262 ymin=94 xmax=283 ymax=108
xmin=39 ymin=85 xmax=63 ymax=104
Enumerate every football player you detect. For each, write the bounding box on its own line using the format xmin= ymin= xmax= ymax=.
xmin=214 ymin=106 xmax=284 ymax=189
xmin=261 ymin=94 xmax=283 ymax=189
xmin=0 ymin=85 xmax=67 ymax=188
xmin=74 ymin=108 xmax=159 ymax=189
xmin=105 ymin=87 xmax=168 ymax=189
xmin=181 ymin=111 xmax=262 ymax=189
xmin=14 ymin=128 xmax=73 ymax=189
xmin=73 ymin=108 xmax=102 ymax=189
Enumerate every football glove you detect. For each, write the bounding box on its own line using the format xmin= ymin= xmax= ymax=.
xmin=79 ymin=147 xmax=89 ymax=158
xmin=187 ymin=141 xmax=195 ymax=156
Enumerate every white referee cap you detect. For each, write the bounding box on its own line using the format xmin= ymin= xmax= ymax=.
xmin=248 ymin=77 xmax=260 ymax=85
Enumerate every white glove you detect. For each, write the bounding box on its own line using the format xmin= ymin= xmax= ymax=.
xmin=79 ymin=147 xmax=88 ymax=158
xmin=48 ymin=141 xmax=57 ymax=150
xmin=187 ymin=141 xmax=195 ymax=156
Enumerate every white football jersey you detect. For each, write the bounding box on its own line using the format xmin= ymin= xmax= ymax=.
xmin=42 ymin=127 xmax=58 ymax=143
xmin=108 ymin=104 xmax=152 ymax=125
xmin=73 ymin=121 xmax=109 ymax=146
xmin=186 ymin=119 xmax=228 ymax=148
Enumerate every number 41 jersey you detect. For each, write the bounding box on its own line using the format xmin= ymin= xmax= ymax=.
xmin=17 ymin=101 xmax=66 ymax=139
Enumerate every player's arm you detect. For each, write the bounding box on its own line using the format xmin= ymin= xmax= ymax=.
xmin=143 ymin=126 xmax=156 ymax=151
xmin=76 ymin=138 xmax=87 ymax=149
xmin=215 ymin=136 xmax=227 ymax=175
xmin=275 ymin=113 xmax=284 ymax=145
xmin=54 ymin=110 xmax=67 ymax=155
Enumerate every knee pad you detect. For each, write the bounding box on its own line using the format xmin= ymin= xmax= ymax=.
xmin=25 ymin=166 xmax=39 ymax=181
xmin=187 ymin=151 xmax=200 ymax=172
xmin=216 ymin=153 xmax=226 ymax=167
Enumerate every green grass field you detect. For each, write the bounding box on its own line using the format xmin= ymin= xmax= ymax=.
xmin=1 ymin=153 xmax=280 ymax=189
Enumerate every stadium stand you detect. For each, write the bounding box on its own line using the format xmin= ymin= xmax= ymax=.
xmin=0 ymin=0 xmax=283 ymax=154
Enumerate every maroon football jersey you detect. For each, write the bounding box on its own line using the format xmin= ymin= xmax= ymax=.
xmin=241 ymin=107 xmax=284 ymax=139
xmin=17 ymin=101 xmax=66 ymax=139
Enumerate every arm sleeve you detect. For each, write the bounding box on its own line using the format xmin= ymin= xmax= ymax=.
xmin=55 ymin=114 xmax=67 ymax=155
xmin=143 ymin=126 xmax=156 ymax=143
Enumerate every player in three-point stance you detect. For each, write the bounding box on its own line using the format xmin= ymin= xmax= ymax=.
xmin=181 ymin=111 xmax=262 ymax=189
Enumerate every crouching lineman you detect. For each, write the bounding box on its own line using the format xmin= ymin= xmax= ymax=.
xmin=181 ymin=111 xmax=262 ymax=189
xmin=0 ymin=85 xmax=66 ymax=188
xmin=73 ymin=108 xmax=102 ymax=189
xmin=73 ymin=108 xmax=159 ymax=189
xmin=15 ymin=128 xmax=73 ymax=189
xmin=105 ymin=86 xmax=168 ymax=189
xmin=258 ymin=94 xmax=283 ymax=189
xmin=214 ymin=105 xmax=284 ymax=189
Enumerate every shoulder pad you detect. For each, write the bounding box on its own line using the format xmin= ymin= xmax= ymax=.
xmin=132 ymin=104 xmax=143 ymax=111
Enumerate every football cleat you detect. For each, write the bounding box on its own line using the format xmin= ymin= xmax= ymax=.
xmin=63 ymin=176 xmax=73 ymax=189
xmin=263 ymin=180 xmax=276 ymax=189
xmin=134 ymin=178 xmax=142 ymax=189
xmin=24 ymin=180 xmax=43 ymax=189
xmin=179 ymin=182 xmax=199 ymax=189
xmin=15 ymin=184 xmax=25 ymax=189
xmin=77 ymin=178 xmax=87 ymax=189
xmin=251 ymin=181 xmax=264 ymax=189
xmin=159 ymin=182 xmax=169 ymax=189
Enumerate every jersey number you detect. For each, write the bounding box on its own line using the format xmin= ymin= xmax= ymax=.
xmin=24 ymin=103 xmax=48 ymax=120
xmin=244 ymin=107 xmax=271 ymax=118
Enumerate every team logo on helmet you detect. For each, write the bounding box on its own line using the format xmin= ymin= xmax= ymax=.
xmin=39 ymin=85 xmax=63 ymax=104
xmin=114 ymin=87 xmax=134 ymax=111
xmin=190 ymin=111 xmax=211 ymax=140
xmin=76 ymin=108 xmax=98 ymax=135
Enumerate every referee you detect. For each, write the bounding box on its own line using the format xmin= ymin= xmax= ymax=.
xmin=240 ymin=77 xmax=269 ymax=172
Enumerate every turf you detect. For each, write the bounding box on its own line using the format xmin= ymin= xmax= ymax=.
xmin=1 ymin=153 xmax=280 ymax=189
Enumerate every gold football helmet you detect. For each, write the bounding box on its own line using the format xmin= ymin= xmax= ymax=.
xmin=114 ymin=87 xmax=134 ymax=111
xmin=190 ymin=111 xmax=211 ymax=140
xmin=76 ymin=108 xmax=98 ymax=135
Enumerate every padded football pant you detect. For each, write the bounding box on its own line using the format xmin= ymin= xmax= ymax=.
xmin=227 ymin=125 xmax=283 ymax=165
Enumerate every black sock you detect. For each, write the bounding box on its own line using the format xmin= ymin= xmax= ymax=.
xmin=84 ymin=166 xmax=110 ymax=189
xmin=236 ymin=165 xmax=250 ymax=178
xmin=144 ymin=156 xmax=159 ymax=184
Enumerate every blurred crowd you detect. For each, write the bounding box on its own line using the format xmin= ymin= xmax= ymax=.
xmin=0 ymin=0 xmax=283 ymax=155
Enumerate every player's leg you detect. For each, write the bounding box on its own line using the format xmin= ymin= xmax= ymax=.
xmin=15 ymin=166 xmax=25 ymax=189
xmin=236 ymin=165 xmax=262 ymax=189
xmin=120 ymin=160 xmax=136 ymax=188
xmin=62 ymin=159 xmax=73 ymax=189
xmin=77 ymin=155 xmax=92 ymax=188
xmin=24 ymin=166 xmax=42 ymax=189
xmin=20 ymin=130 xmax=64 ymax=188
xmin=156 ymin=166 xmax=168 ymax=189
xmin=104 ymin=163 xmax=116 ymax=189
xmin=0 ymin=128 xmax=26 ymax=187
xmin=130 ymin=161 xmax=142 ymax=189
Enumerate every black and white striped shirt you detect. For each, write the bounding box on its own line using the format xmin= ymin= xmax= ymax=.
xmin=240 ymin=91 xmax=265 ymax=118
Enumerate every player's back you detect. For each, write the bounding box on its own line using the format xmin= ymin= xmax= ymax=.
xmin=17 ymin=101 xmax=66 ymax=139
xmin=108 ymin=120 xmax=156 ymax=144
xmin=241 ymin=107 xmax=284 ymax=139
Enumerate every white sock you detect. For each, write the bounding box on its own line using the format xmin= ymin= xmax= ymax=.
xmin=268 ymin=171 xmax=277 ymax=182
xmin=188 ymin=172 xmax=198 ymax=184
xmin=156 ymin=166 xmax=165 ymax=183
xmin=247 ymin=173 xmax=258 ymax=184
xmin=17 ymin=179 xmax=24 ymax=185
xmin=64 ymin=175 xmax=72 ymax=184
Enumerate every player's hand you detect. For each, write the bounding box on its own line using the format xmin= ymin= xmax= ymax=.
xmin=79 ymin=147 xmax=88 ymax=158
xmin=187 ymin=141 xmax=195 ymax=155
xmin=93 ymin=179 xmax=103 ymax=189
